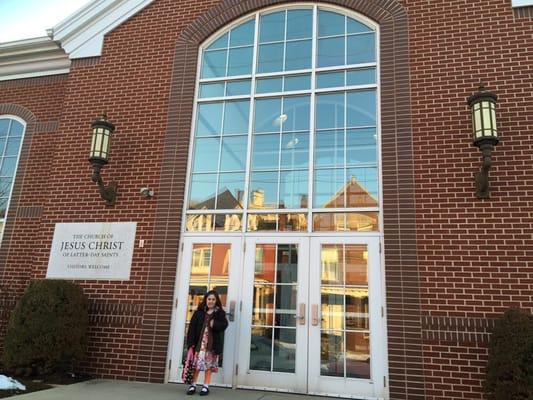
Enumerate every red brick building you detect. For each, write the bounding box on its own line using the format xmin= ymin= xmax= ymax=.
xmin=0 ymin=0 xmax=532 ymax=399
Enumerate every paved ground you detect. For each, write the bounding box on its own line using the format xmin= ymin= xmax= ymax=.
xmin=12 ymin=379 xmax=335 ymax=400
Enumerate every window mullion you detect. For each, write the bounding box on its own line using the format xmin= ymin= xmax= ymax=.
xmin=308 ymin=4 xmax=318 ymax=233
xmin=242 ymin=12 xmax=261 ymax=232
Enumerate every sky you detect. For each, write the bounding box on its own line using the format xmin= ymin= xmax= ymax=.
xmin=0 ymin=0 xmax=91 ymax=43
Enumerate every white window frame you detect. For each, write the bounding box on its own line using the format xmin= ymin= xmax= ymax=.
xmin=0 ymin=115 xmax=26 ymax=244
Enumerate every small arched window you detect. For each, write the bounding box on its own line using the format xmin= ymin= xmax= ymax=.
xmin=186 ymin=5 xmax=379 ymax=233
xmin=0 ymin=117 xmax=25 ymax=240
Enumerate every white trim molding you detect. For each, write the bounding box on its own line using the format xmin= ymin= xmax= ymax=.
xmin=0 ymin=37 xmax=70 ymax=81
xmin=512 ymin=0 xmax=533 ymax=7
xmin=50 ymin=0 xmax=155 ymax=59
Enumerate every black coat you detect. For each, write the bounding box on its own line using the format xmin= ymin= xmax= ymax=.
xmin=186 ymin=308 xmax=228 ymax=355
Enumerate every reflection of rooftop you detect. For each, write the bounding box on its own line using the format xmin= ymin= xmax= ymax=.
xmin=325 ymin=176 xmax=378 ymax=208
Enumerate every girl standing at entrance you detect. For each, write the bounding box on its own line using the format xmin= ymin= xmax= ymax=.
xmin=185 ymin=290 xmax=228 ymax=395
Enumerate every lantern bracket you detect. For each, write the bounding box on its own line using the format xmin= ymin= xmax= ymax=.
xmin=91 ymin=160 xmax=117 ymax=205
xmin=474 ymin=137 xmax=499 ymax=199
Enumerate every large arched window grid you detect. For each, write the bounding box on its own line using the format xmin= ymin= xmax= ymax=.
xmin=185 ymin=4 xmax=381 ymax=233
xmin=0 ymin=116 xmax=26 ymax=241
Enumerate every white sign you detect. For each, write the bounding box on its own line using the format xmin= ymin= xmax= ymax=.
xmin=47 ymin=222 xmax=136 ymax=280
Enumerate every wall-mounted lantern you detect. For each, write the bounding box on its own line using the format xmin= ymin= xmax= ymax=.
xmin=467 ymin=84 xmax=499 ymax=199
xmin=89 ymin=113 xmax=117 ymax=205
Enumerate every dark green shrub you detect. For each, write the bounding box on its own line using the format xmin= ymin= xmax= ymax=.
xmin=484 ymin=308 xmax=533 ymax=400
xmin=2 ymin=280 xmax=88 ymax=375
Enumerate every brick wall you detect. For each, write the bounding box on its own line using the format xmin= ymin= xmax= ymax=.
xmin=0 ymin=0 xmax=531 ymax=399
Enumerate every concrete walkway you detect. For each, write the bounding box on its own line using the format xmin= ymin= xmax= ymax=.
xmin=12 ymin=379 xmax=334 ymax=400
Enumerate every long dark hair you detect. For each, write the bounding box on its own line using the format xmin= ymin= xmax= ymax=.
xmin=197 ymin=290 xmax=223 ymax=311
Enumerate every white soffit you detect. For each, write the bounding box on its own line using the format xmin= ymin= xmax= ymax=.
xmin=512 ymin=0 xmax=533 ymax=7
xmin=0 ymin=37 xmax=70 ymax=81
xmin=50 ymin=0 xmax=155 ymax=59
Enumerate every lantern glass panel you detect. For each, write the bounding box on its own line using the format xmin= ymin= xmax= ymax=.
xmin=490 ymin=103 xmax=497 ymax=136
xmin=473 ymin=103 xmax=482 ymax=139
xmin=482 ymin=101 xmax=492 ymax=136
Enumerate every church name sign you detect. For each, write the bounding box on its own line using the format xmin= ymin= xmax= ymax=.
xmin=47 ymin=222 xmax=136 ymax=280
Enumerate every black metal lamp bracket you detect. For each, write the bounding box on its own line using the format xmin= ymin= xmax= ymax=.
xmin=475 ymin=142 xmax=495 ymax=199
xmin=91 ymin=164 xmax=117 ymax=205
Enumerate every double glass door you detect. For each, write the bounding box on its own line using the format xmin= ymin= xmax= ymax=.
xmin=169 ymin=235 xmax=386 ymax=399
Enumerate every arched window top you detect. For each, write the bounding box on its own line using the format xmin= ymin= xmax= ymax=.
xmin=200 ymin=5 xmax=377 ymax=79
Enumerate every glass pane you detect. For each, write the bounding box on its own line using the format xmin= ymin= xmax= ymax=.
xmin=216 ymin=172 xmax=245 ymax=209
xmin=249 ymin=171 xmax=278 ymax=209
xmin=254 ymin=98 xmax=282 ymax=133
xmin=228 ymin=46 xmax=253 ymax=76
xmin=252 ymin=134 xmax=279 ymax=169
xmin=248 ymin=213 xmax=278 ymax=231
xmin=207 ymin=32 xmax=228 ymax=50
xmin=321 ymin=331 xmax=344 ymax=377
xmin=279 ymin=170 xmax=308 ymax=209
xmin=276 ymin=244 xmax=298 ymax=284
xmin=5 ymin=136 xmax=22 ymax=157
xmin=0 ymin=120 xmax=9 ymax=137
xmin=314 ymin=168 xmax=345 ymax=208
xmin=345 ymin=245 xmax=368 ymax=285
xmin=250 ymin=327 xmax=273 ymax=371
xmin=313 ymin=213 xmax=346 ymax=232
xmin=259 ymin=11 xmax=285 ymax=43
xmin=273 ymin=328 xmax=296 ymax=372
xmin=347 ymin=18 xmax=373 ymax=34
xmin=322 ymin=287 xmax=344 ymax=330
xmin=214 ymin=214 xmax=242 ymax=231
xmin=346 ymin=212 xmax=379 ymax=232
xmin=226 ymin=80 xmax=251 ymax=96
xmin=200 ymin=82 xmax=225 ymax=98
xmin=317 ymin=71 xmax=344 ymax=88
xmin=254 ymin=244 xmax=276 ymax=283
xmin=347 ymin=68 xmax=375 ymax=85
xmin=196 ymin=103 xmax=223 ymax=136
xmin=211 ymin=244 xmax=231 ymax=280
xmin=346 ymin=128 xmax=377 ymax=165
xmin=193 ymin=137 xmax=220 ymax=173
xmin=315 ymin=130 xmax=344 ymax=168
xmin=283 ymin=96 xmax=310 ymax=132
xmin=286 ymin=9 xmax=312 ymax=40
xmin=317 ymin=36 xmax=345 ymax=68
xmin=275 ymin=285 xmax=297 ymax=327
xmin=258 ymin=43 xmax=284 ymax=73
xmin=346 ymin=288 xmax=369 ymax=330
xmin=0 ymin=198 xmax=7 ymax=219
xmin=279 ymin=213 xmax=307 ymax=231
xmin=188 ymin=284 xmax=208 ymax=320
xmin=256 ymin=77 xmax=282 ymax=94
xmin=223 ymin=100 xmax=250 ymax=134
xmin=346 ymin=332 xmax=370 ymax=378
xmin=10 ymin=120 xmax=24 ymax=137
xmin=285 ymin=40 xmax=312 ymax=71
xmin=188 ymin=173 xmax=217 ymax=209
xmin=318 ymin=10 xmax=345 ymax=37
xmin=346 ymin=167 xmax=378 ymax=207
xmin=252 ymin=284 xmax=275 ymax=324
xmin=281 ymin=132 xmax=309 ymax=169
xmin=321 ymin=244 xmax=344 ymax=285
xmin=346 ymin=90 xmax=376 ymax=127
xmin=220 ymin=136 xmax=247 ymax=171
xmin=186 ymin=214 xmax=214 ymax=231
xmin=0 ymin=139 xmax=5 ymax=155
xmin=202 ymin=49 xmax=227 ymax=78
xmin=0 ymin=178 xmax=12 ymax=198
xmin=316 ymin=93 xmax=344 ymax=130
xmin=191 ymin=244 xmax=211 ymax=275
xmin=230 ymin=19 xmax=255 ymax=47
xmin=347 ymin=33 xmax=375 ymax=64
xmin=284 ymin=74 xmax=311 ymax=91
xmin=0 ymin=158 xmax=16 ymax=177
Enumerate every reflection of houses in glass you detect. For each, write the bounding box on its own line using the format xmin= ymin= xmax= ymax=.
xmin=187 ymin=188 xmax=243 ymax=231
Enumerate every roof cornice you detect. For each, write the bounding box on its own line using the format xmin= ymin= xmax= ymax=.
xmin=0 ymin=37 xmax=70 ymax=81
xmin=50 ymin=0 xmax=155 ymax=59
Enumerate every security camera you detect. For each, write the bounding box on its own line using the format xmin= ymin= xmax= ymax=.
xmin=140 ymin=187 xmax=154 ymax=198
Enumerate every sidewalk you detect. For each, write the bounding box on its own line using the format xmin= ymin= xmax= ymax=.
xmin=12 ymin=380 xmax=333 ymax=400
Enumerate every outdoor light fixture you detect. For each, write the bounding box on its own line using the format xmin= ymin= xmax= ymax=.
xmin=89 ymin=113 xmax=117 ymax=205
xmin=467 ymin=84 xmax=499 ymax=199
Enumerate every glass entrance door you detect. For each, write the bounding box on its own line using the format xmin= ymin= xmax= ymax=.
xmin=168 ymin=236 xmax=242 ymax=385
xmin=308 ymin=236 xmax=386 ymax=398
xmin=236 ymin=237 xmax=309 ymax=392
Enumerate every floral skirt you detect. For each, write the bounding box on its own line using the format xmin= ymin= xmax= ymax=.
xmin=193 ymin=326 xmax=219 ymax=372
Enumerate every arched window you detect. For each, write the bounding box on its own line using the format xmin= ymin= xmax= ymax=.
xmin=0 ymin=117 xmax=25 ymax=240
xmin=186 ymin=5 xmax=379 ymax=233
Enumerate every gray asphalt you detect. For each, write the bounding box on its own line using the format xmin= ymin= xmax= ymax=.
xmin=10 ymin=379 xmax=336 ymax=400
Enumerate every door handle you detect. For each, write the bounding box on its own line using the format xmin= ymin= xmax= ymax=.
xmin=294 ymin=303 xmax=305 ymax=325
xmin=227 ymin=300 xmax=236 ymax=322
xmin=311 ymin=304 xmax=319 ymax=326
